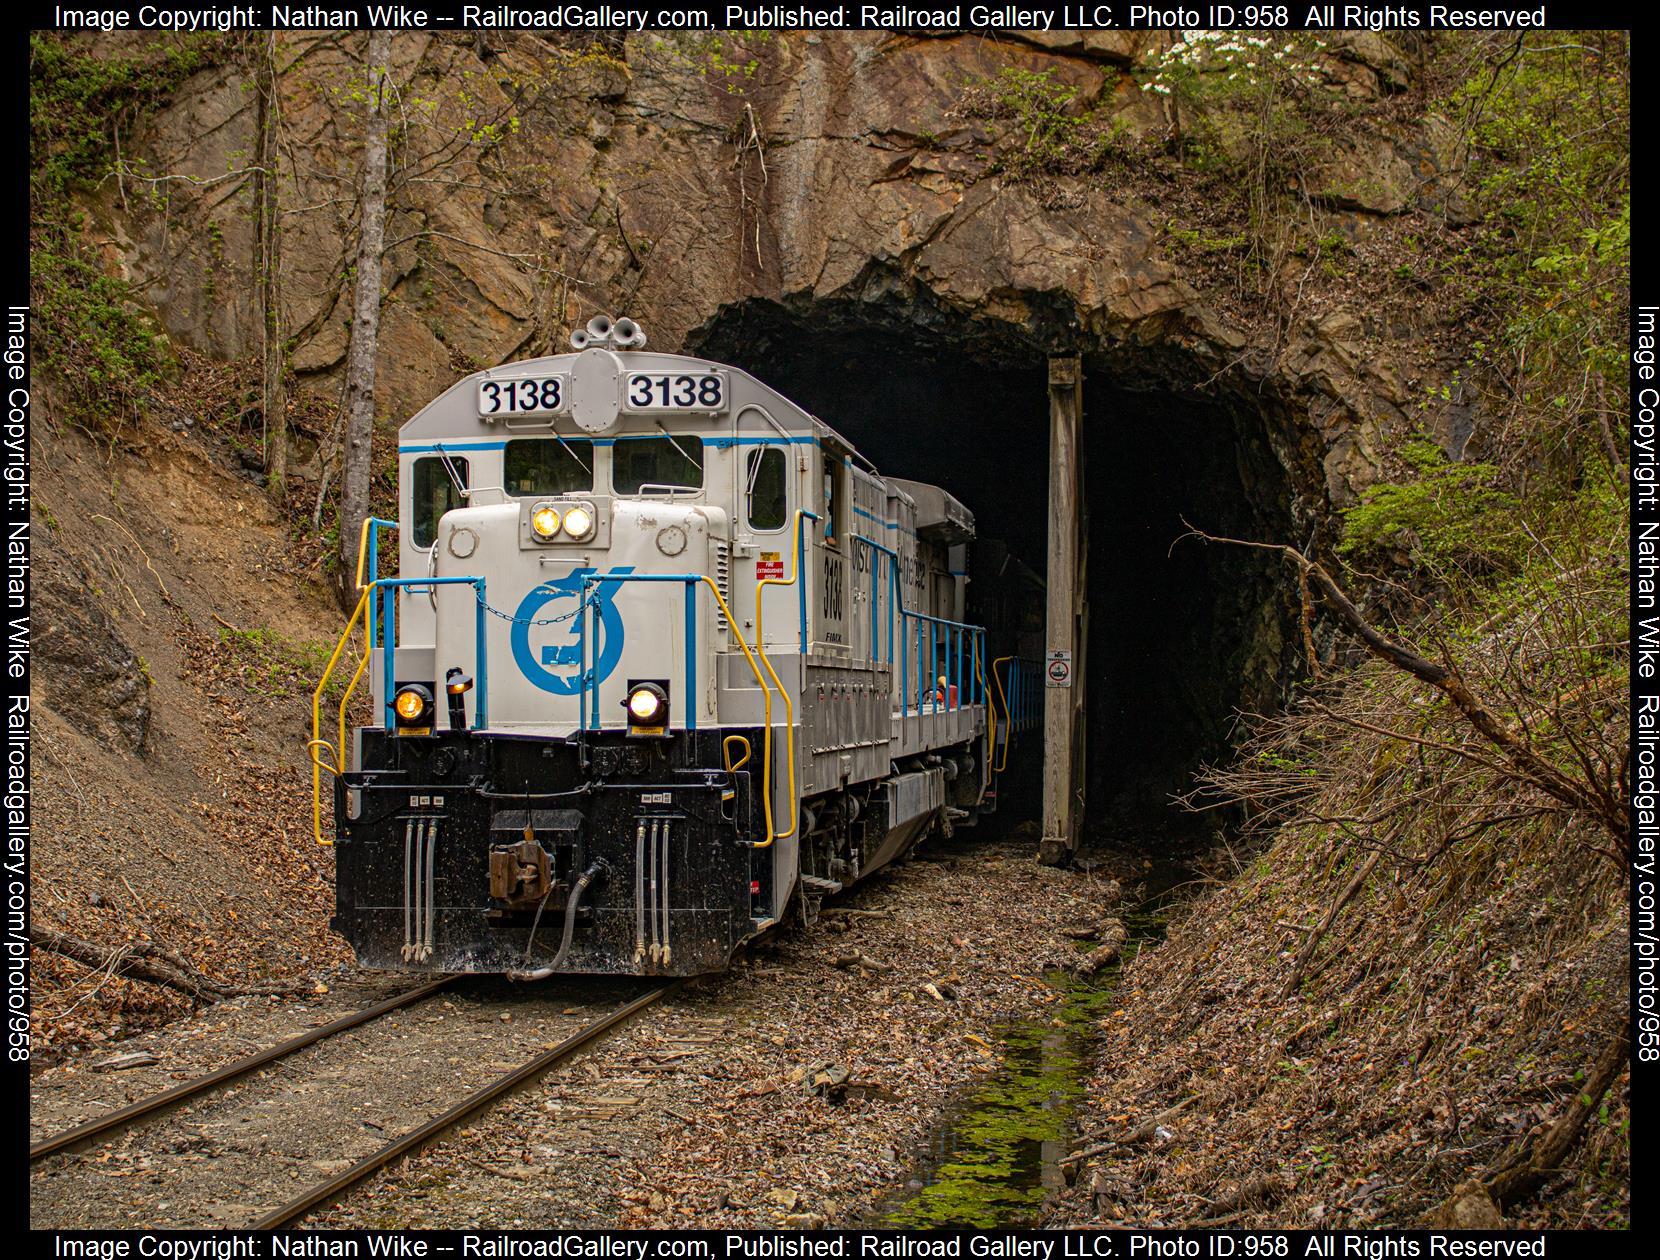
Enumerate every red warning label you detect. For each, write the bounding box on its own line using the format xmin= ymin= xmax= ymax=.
xmin=757 ymin=553 xmax=785 ymax=580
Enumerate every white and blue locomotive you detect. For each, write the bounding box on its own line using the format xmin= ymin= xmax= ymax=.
xmin=313 ymin=316 xmax=1028 ymax=976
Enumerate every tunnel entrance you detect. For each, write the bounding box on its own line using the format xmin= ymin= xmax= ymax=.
xmin=691 ymin=297 xmax=1297 ymax=843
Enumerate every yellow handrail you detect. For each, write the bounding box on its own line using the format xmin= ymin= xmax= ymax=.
xmin=694 ymin=575 xmax=779 ymax=844
xmin=310 ymin=587 xmax=371 ymax=846
xmin=991 ymin=655 xmax=1014 ymax=774
xmin=353 ymin=515 xmax=379 ymax=591
xmin=309 ymin=520 xmax=393 ymax=847
xmin=722 ymin=734 xmax=752 ymax=773
xmin=336 ymin=643 xmax=372 ymax=785
xmin=975 ymin=641 xmax=993 ymax=784
xmin=753 ymin=510 xmax=811 ymax=845
xmin=322 ymin=519 xmax=792 ymax=851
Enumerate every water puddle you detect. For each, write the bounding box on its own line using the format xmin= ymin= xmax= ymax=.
xmin=878 ymin=879 xmax=1177 ymax=1228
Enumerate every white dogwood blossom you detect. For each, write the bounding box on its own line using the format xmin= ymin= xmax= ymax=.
xmin=1139 ymin=30 xmax=1328 ymax=95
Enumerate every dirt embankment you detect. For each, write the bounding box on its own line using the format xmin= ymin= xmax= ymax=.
xmin=30 ymin=407 xmax=354 ymax=1062
xmin=1045 ymin=825 xmax=1630 ymax=1229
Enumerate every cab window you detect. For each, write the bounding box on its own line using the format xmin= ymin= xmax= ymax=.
xmin=745 ymin=447 xmax=787 ymax=531
xmin=613 ymin=436 xmax=703 ymax=495
xmin=822 ymin=453 xmax=846 ymax=547
xmin=504 ymin=437 xmax=593 ymax=497
xmin=411 ymin=456 xmax=468 ymax=549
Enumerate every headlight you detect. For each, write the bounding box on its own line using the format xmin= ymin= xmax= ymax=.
xmin=562 ymin=503 xmax=595 ymax=541
xmin=393 ymin=684 xmax=433 ymax=731
xmin=530 ymin=504 xmax=561 ymax=540
xmin=623 ymin=682 xmax=669 ymax=734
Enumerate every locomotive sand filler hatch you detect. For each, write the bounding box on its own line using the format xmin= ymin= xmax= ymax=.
xmin=313 ymin=316 xmax=1045 ymax=977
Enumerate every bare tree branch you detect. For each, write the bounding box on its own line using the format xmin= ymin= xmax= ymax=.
xmin=1178 ymin=521 xmax=1631 ymax=862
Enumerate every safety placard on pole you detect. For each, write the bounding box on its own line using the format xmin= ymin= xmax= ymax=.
xmin=1045 ymin=649 xmax=1073 ymax=688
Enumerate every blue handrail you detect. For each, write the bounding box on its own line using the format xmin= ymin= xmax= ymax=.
xmin=850 ymin=535 xmax=985 ymax=717
xmin=375 ymin=575 xmax=490 ymax=730
xmin=791 ymin=510 xmax=818 ymax=655
xmin=997 ymin=655 xmax=1043 ymax=731
xmin=575 ymin=572 xmax=703 ymax=732
xmin=851 ymin=533 xmax=899 ymax=665
xmin=357 ymin=516 xmax=397 ymax=647
xmin=361 ymin=517 xmax=397 ymax=585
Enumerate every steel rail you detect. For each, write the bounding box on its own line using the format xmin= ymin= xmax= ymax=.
xmin=30 ymin=977 xmax=459 ymax=1162
xmin=251 ymin=981 xmax=679 ymax=1230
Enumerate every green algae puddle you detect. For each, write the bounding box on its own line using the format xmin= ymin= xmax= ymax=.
xmin=879 ymin=886 xmax=1174 ymax=1228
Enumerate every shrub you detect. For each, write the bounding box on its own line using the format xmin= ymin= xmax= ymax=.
xmin=1338 ymin=439 xmax=1518 ymax=574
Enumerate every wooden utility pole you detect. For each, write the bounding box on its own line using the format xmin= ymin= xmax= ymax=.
xmin=1041 ymin=356 xmax=1084 ymax=866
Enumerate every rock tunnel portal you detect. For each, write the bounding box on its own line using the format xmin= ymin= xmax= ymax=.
xmin=692 ymin=298 xmax=1299 ymax=847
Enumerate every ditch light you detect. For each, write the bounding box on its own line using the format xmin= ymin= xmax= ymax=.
xmin=624 ymin=681 xmax=670 ymax=737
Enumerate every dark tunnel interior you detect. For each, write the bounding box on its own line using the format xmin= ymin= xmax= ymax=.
xmin=693 ymin=301 xmax=1296 ymax=840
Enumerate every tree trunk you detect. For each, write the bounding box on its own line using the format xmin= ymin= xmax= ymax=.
xmin=336 ymin=30 xmax=392 ymax=605
xmin=1482 ymin=1018 xmax=1630 ymax=1207
xmin=33 ymin=924 xmax=311 ymax=1000
xmin=254 ymin=31 xmax=288 ymax=497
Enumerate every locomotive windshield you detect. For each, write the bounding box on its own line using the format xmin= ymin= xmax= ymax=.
xmin=613 ymin=435 xmax=704 ymax=495
xmin=504 ymin=437 xmax=593 ymax=496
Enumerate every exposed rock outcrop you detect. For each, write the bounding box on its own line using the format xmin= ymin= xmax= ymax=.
xmin=77 ymin=28 xmax=1464 ymax=520
xmin=32 ymin=524 xmax=151 ymax=752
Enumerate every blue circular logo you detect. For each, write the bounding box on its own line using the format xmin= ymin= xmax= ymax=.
xmin=510 ymin=567 xmax=632 ymax=696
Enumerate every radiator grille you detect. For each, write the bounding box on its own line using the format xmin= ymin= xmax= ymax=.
xmin=714 ymin=541 xmax=731 ymax=632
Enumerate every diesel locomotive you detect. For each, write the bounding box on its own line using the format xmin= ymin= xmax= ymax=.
xmin=310 ymin=316 xmax=1039 ymax=976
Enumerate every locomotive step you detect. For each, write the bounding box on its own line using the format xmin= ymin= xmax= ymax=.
xmin=799 ymin=874 xmax=844 ymax=895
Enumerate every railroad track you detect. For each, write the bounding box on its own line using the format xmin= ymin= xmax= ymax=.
xmin=31 ymin=977 xmax=677 ymax=1229
xmin=30 ymin=976 xmax=460 ymax=1162
xmin=253 ymin=981 xmax=676 ymax=1229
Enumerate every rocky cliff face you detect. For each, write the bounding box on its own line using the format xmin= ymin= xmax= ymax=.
xmin=83 ymin=29 xmax=1467 ymax=522
xmin=55 ymin=28 xmax=1479 ymax=816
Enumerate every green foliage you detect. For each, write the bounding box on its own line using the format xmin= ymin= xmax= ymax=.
xmin=1331 ymin=37 xmax=1630 ymax=599
xmin=1447 ymin=466 xmax=1628 ymax=660
xmin=955 ymin=66 xmax=1131 ymax=181
xmin=1338 ymin=439 xmax=1518 ymax=572
xmin=1164 ymin=223 xmax=1248 ymax=253
xmin=29 ymin=35 xmax=213 ymax=435
xmin=968 ymin=67 xmax=1081 ymax=177
xmin=1136 ymin=32 xmax=1336 ymax=173
xmin=431 ymin=71 xmax=523 ymax=146
xmin=1136 ymin=33 xmax=1348 ymax=297
xmin=31 ymin=249 xmax=173 ymax=435
xmin=1443 ymin=32 xmax=1629 ymax=480
xmin=30 ymin=33 xmax=219 ymax=202
xmin=217 ymin=625 xmax=345 ymax=701
xmin=649 ymin=30 xmax=771 ymax=94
